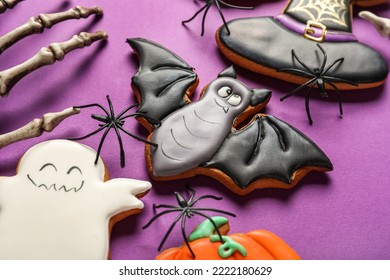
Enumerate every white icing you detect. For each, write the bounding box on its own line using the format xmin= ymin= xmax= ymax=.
xmin=0 ymin=140 xmax=151 ymax=259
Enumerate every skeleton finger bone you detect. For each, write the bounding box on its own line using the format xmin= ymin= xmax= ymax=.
xmin=0 ymin=30 xmax=108 ymax=97
xmin=0 ymin=0 xmax=24 ymax=14
xmin=0 ymin=107 xmax=80 ymax=149
xmin=0 ymin=6 xmax=103 ymax=54
xmin=359 ymin=11 xmax=390 ymax=38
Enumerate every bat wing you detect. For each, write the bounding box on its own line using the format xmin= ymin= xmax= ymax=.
xmin=203 ymin=114 xmax=333 ymax=194
xmin=127 ymin=38 xmax=198 ymax=123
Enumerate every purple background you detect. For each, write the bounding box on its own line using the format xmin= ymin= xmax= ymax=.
xmin=0 ymin=0 xmax=389 ymax=260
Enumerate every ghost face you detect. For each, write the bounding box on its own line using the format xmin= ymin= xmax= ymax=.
xmin=27 ymin=163 xmax=85 ymax=193
xmin=17 ymin=140 xmax=105 ymax=194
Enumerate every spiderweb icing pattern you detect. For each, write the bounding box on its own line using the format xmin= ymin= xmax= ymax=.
xmin=286 ymin=0 xmax=350 ymax=29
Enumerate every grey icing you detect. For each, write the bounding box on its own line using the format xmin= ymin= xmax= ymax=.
xmin=151 ymin=77 xmax=255 ymax=177
xmin=204 ymin=115 xmax=333 ymax=188
xmin=127 ymin=38 xmax=198 ymax=122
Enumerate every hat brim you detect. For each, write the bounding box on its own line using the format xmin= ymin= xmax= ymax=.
xmin=216 ymin=17 xmax=388 ymax=90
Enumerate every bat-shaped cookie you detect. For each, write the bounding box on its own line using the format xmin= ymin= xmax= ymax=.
xmin=127 ymin=38 xmax=333 ymax=195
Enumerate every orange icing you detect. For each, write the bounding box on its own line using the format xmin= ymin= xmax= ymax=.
xmin=157 ymin=230 xmax=300 ymax=260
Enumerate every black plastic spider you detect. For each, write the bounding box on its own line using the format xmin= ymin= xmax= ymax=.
xmin=142 ymin=186 xmax=236 ymax=258
xmin=277 ymin=44 xmax=358 ymax=125
xmin=69 ymin=95 xmax=161 ymax=168
xmin=182 ymin=0 xmax=253 ymax=36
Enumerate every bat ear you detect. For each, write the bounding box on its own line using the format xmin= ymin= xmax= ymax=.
xmin=250 ymin=89 xmax=272 ymax=106
xmin=218 ymin=66 xmax=237 ymax=79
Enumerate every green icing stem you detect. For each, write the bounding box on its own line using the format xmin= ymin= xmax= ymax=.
xmin=188 ymin=216 xmax=228 ymax=241
xmin=210 ymin=235 xmax=247 ymax=259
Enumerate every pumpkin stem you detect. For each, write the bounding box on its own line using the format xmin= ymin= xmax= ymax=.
xmin=189 ymin=216 xmax=229 ymax=241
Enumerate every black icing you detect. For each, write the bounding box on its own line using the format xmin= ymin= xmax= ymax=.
xmin=250 ymin=89 xmax=272 ymax=106
xmin=204 ymin=114 xmax=333 ymax=188
xmin=217 ymin=17 xmax=388 ymax=84
xmin=127 ymin=38 xmax=198 ymax=122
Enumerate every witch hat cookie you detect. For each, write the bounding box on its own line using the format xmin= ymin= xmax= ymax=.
xmin=216 ymin=0 xmax=388 ymax=91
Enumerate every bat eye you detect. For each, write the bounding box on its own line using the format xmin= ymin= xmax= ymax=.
xmin=218 ymin=86 xmax=232 ymax=98
xmin=228 ymin=94 xmax=242 ymax=106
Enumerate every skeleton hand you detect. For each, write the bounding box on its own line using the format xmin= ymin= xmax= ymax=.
xmin=0 ymin=4 xmax=107 ymax=148
xmin=359 ymin=11 xmax=390 ymax=38
xmin=0 ymin=107 xmax=80 ymax=149
xmin=0 ymin=4 xmax=107 ymax=97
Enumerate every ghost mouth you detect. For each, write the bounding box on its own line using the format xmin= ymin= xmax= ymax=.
xmin=27 ymin=174 xmax=84 ymax=193
xmin=214 ymin=98 xmax=229 ymax=113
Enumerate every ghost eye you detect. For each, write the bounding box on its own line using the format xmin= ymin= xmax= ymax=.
xmin=218 ymin=86 xmax=232 ymax=97
xmin=228 ymin=94 xmax=242 ymax=106
xmin=67 ymin=166 xmax=83 ymax=175
xmin=39 ymin=163 xmax=57 ymax=172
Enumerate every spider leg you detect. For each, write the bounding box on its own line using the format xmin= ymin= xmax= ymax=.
xmin=214 ymin=0 xmax=231 ymax=35
xmin=291 ymin=49 xmax=315 ymax=75
xmin=316 ymin=79 xmax=328 ymax=98
xmin=322 ymin=58 xmax=344 ymax=76
xmin=158 ymin=210 xmax=186 ymax=251
xmin=112 ymin=124 xmax=126 ymax=168
xmin=182 ymin=1 xmax=210 ymax=24
xmin=142 ymin=209 xmax=182 ymax=229
xmin=181 ymin=214 xmax=196 ymax=258
xmin=73 ymin=103 xmax=110 ymax=116
xmin=219 ymin=0 xmax=253 ymax=10
xmin=116 ymin=104 xmax=139 ymax=119
xmin=305 ymin=83 xmax=316 ymax=125
xmin=322 ymin=76 xmax=358 ymax=87
xmin=192 ymin=207 xmax=236 ymax=217
xmin=94 ymin=123 xmax=113 ymax=164
xmin=326 ymin=81 xmax=344 ymax=116
xmin=120 ymin=113 xmax=162 ymax=127
xmin=277 ymin=68 xmax=315 ymax=78
xmin=189 ymin=195 xmax=223 ymax=207
xmin=317 ymin=44 xmax=327 ymax=73
xmin=186 ymin=185 xmax=196 ymax=206
xmin=105 ymin=95 xmax=116 ymax=120
xmin=153 ymin=204 xmax=182 ymax=210
xmin=192 ymin=210 xmax=225 ymax=244
xmin=280 ymin=78 xmax=316 ymax=101
xmin=68 ymin=123 xmax=109 ymax=141
xmin=91 ymin=114 xmax=110 ymax=124
xmin=200 ymin=2 xmax=213 ymax=36
xmin=118 ymin=126 xmax=158 ymax=148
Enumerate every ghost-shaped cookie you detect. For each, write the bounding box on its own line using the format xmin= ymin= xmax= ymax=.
xmin=0 ymin=140 xmax=151 ymax=259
